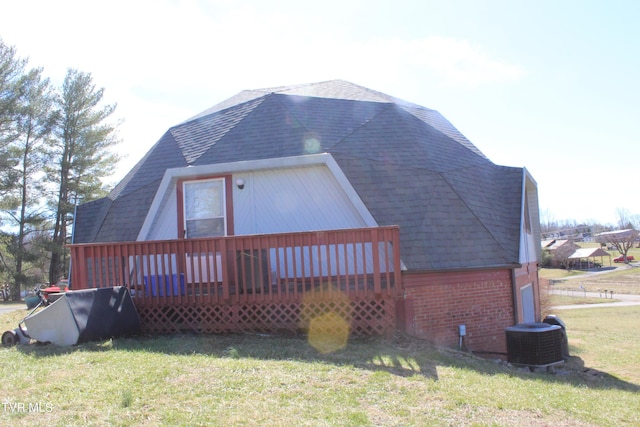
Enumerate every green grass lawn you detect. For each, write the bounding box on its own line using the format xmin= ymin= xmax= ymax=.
xmin=1 ymin=305 xmax=639 ymax=426
xmin=549 ymin=294 xmax=619 ymax=305
xmin=538 ymin=268 xmax=585 ymax=280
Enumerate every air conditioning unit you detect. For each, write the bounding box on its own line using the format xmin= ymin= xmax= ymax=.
xmin=506 ymin=323 xmax=564 ymax=367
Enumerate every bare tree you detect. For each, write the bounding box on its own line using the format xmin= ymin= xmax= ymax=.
xmin=615 ymin=208 xmax=633 ymax=229
xmin=540 ymin=209 xmax=558 ymax=233
xmin=595 ymin=229 xmax=639 ymax=263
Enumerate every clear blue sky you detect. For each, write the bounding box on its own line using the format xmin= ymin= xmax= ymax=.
xmin=2 ymin=0 xmax=638 ymax=225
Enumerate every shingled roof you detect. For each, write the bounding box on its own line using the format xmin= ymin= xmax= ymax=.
xmin=74 ymin=80 xmax=525 ymax=271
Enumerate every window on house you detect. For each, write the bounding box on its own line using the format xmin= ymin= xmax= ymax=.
xmin=182 ymin=178 xmax=226 ymax=238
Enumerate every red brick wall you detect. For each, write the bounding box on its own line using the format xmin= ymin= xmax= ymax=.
xmin=399 ymin=269 xmax=515 ymax=354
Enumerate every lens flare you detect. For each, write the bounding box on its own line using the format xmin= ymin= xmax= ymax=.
xmin=303 ymin=289 xmax=350 ymax=354
xmin=308 ymin=311 xmax=350 ymax=354
xmin=303 ymin=133 xmax=321 ymax=154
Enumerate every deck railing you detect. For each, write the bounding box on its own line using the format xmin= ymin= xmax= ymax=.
xmin=69 ymin=226 xmax=402 ymax=306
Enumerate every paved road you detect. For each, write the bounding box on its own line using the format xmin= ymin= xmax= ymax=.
xmin=550 ymin=289 xmax=640 ymax=310
xmin=0 ymin=303 xmax=26 ymax=315
xmin=549 ymin=263 xmax=640 ymax=282
xmin=547 ymin=264 xmax=640 ymax=309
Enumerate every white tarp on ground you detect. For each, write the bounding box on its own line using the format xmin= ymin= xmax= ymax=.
xmin=21 ymin=287 xmax=140 ymax=346
xmin=23 ymin=296 xmax=80 ymax=346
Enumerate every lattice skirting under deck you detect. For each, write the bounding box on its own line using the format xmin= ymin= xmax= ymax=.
xmin=135 ymin=297 xmax=397 ymax=336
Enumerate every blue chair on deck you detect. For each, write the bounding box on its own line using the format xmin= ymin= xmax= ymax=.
xmin=143 ymin=274 xmax=186 ymax=297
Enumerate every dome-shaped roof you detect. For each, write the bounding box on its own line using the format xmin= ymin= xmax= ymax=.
xmin=75 ymin=80 xmax=527 ymax=270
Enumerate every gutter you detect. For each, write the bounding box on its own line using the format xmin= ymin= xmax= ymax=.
xmin=403 ymin=262 xmax=521 ymax=276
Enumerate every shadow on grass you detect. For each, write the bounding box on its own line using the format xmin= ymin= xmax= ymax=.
xmin=15 ymin=331 xmax=640 ymax=393
xmin=15 ymin=331 xmax=440 ymax=379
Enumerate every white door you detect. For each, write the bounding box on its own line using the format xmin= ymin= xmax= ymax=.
xmin=521 ymin=284 xmax=535 ymax=323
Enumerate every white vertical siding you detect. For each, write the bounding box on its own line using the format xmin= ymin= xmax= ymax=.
xmin=521 ymin=284 xmax=535 ymax=323
xmin=234 ymin=165 xmax=368 ymax=235
xmin=144 ymin=163 xmax=369 ymax=241
xmin=519 ymin=171 xmax=541 ymax=264
xmin=520 ymin=227 xmax=538 ymax=264
xmin=147 ymin=184 xmax=179 ymax=240
xmin=270 ymin=241 xmax=394 ymax=279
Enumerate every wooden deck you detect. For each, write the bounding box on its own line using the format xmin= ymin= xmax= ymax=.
xmin=69 ymin=226 xmax=402 ymax=335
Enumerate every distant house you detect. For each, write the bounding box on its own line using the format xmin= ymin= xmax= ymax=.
xmin=542 ymin=239 xmax=580 ymax=268
xmin=567 ymin=247 xmax=611 ymax=269
xmin=69 ymin=80 xmax=541 ymax=354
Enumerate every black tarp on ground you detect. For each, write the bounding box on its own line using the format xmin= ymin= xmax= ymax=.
xmin=64 ymin=286 xmax=140 ymax=343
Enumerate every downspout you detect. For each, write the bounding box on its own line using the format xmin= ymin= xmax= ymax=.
xmin=512 ymin=170 xmax=528 ymax=325
xmin=511 ymin=268 xmax=519 ymax=325
xmin=68 ymin=204 xmax=77 ymax=289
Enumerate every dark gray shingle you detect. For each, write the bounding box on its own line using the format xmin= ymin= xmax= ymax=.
xmin=75 ymin=80 xmax=529 ymax=270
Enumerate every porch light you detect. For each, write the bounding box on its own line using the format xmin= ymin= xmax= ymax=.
xmin=235 ymin=178 xmax=245 ymax=190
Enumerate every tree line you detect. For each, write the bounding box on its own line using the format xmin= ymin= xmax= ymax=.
xmin=541 ymin=207 xmax=640 ymax=238
xmin=0 ymin=38 xmax=120 ymax=301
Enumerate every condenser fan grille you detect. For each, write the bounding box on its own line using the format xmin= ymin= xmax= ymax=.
xmin=506 ymin=323 xmax=564 ymax=367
